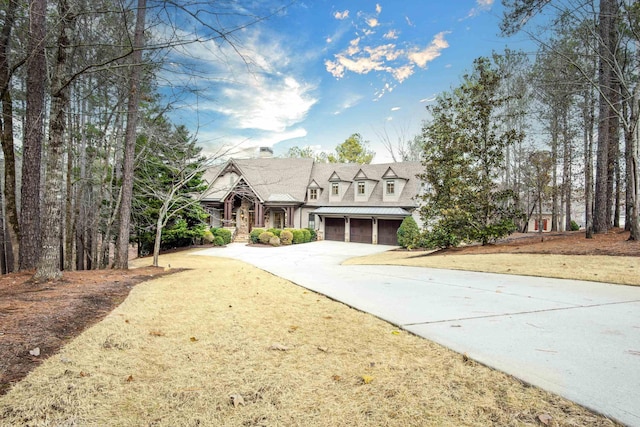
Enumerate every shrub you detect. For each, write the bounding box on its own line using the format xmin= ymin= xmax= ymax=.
xmin=280 ymin=230 xmax=293 ymax=245
xmin=423 ymin=224 xmax=461 ymax=249
xmin=292 ymin=229 xmax=304 ymax=244
xmin=397 ymin=216 xmax=420 ymax=249
xmin=259 ymin=231 xmax=275 ymax=244
xmin=269 ymin=236 xmax=281 ymax=247
xmin=307 ymin=227 xmax=317 ymax=241
xmin=213 ymin=236 xmax=225 ymax=246
xmin=250 ymin=228 xmax=265 ymax=244
xmin=211 ymin=227 xmax=232 ymax=245
xmin=267 ymin=228 xmax=282 ymax=237
xmin=301 ymin=228 xmax=311 ymax=243
xmin=202 ymin=230 xmax=214 ymax=243
xmin=570 ymin=220 xmax=580 ymax=231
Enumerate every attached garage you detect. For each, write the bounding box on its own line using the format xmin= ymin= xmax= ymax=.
xmin=378 ymin=219 xmax=403 ymax=245
xmin=325 ymin=217 xmax=345 ymax=241
xmin=313 ymin=207 xmax=412 ymax=245
xmin=350 ymin=219 xmax=373 ymax=243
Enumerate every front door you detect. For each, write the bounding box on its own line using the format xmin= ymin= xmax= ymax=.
xmin=274 ymin=211 xmax=285 ymax=229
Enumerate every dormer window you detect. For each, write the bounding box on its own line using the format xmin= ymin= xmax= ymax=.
xmin=310 ymin=188 xmax=318 ymax=200
xmin=357 ymin=181 xmax=365 ymax=195
xmin=332 ymin=182 xmax=339 ymax=195
xmin=386 ymin=180 xmax=395 ymax=195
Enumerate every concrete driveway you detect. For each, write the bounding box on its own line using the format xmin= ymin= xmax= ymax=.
xmin=194 ymin=241 xmax=640 ymax=426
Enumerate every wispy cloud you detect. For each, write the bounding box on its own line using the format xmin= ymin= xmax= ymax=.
xmin=162 ymin=27 xmax=317 ymax=151
xmin=464 ymin=0 xmax=494 ymax=19
xmin=216 ymin=76 xmax=316 ymax=132
xmin=376 ymin=4 xmax=382 ymax=14
xmin=333 ymin=93 xmax=364 ymax=115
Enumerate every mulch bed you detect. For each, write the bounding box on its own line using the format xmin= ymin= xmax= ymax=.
xmin=0 ymin=266 xmax=177 ymax=395
xmin=423 ymin=228 xmax=640 ymax=257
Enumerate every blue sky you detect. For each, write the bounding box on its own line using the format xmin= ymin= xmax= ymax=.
xmin=163 ymin=0 xmax=530 ymax=163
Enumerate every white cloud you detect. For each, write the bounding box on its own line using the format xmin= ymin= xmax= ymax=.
xmin=383 ymin=29 xmax=399 ymax=40
xmin=376 ymin=4 xmax=382 ymax=14
xmin=334 ymin=10 xmax=349 ymax=20
xmin=366 ymin=18 xmax=379 ymax=28
xmin=408 ymin=31 xmax=450 ymax=68
xmin=391 ymin=107 xmax=401 ymax=111
xmin=405 ymin=16 xmax=414 ymax=27
xmin=216 ymin=76 xmax=317 ymax=132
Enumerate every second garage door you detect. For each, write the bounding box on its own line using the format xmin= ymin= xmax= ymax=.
xmin=378 ymin=219 xmax=403 ymax=245
xmin=325 ymin=217 xmax=345 ymax=241
xmin=350 ymin=219 xmax=372 ymax=243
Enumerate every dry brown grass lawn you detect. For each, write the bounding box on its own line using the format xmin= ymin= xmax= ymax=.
xmin=344 ymin=252 xmax=640 ymax=286
xmin=0 ymin=251 xmax=617 ymax=426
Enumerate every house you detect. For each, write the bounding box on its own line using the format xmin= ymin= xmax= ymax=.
xmin=201 ymin=156 xmax=423 ymax=245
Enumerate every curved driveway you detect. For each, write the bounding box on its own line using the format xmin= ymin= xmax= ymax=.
xmin=194 ymin=241 xmax=640 ymax=426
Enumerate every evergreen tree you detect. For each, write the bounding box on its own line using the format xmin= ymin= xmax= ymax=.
xmin=419 ymin=57 xmax=524 ymax=248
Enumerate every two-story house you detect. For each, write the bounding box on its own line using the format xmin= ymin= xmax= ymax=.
xmin=201 ymin=154 xmax=423 ymax=245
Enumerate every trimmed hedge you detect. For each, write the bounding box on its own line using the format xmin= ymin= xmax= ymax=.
xmin=259 ymin=231 xmax=275 ymax=244
xmin=211 ymin=227 xmax=232 ymax=245
xmin=280 ymin=230 xmax=293 ymax=245
xmin=250 ymin=228 xmax=265 ymax=244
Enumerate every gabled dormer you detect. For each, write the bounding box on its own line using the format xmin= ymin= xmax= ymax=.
xmin=307 ymin=179 xmax=322 ymax=202
xmin=353 ymin=169 xmax=378 ymax=201
xmin=381 ymin=166 xmax=408 ymax=202
xmin=328 ymin=171 xmax=350 ymax=202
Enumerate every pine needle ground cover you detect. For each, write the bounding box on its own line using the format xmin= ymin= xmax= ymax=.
xmin=0 ymin=252 xmax=616 ymax=426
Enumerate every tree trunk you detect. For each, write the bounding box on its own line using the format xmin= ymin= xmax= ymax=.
xmin=115 ymin=0 xmax=147 ymax=269
xmin=20 ymin=0 xmax=47 ymax=270
xmin=33 ymin=0 xmax=75 ymax=281
xmin=0 ymin=0 xmax=19 ymax=271
xmin=551 ymin=115 xmax=559 ymax=232
xmin=594 ymin=0 xmax=617 ymax=234
xmin=562 ymin=110 xmax=572 ymax=231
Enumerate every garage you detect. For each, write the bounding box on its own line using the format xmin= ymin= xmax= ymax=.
xmin=378 ymin=219 xmax=403 ymax=245
xmin=350 ymin=219 xmax=373 ymax=243
xmin=324 ymin=217 xmax=345 ymax=241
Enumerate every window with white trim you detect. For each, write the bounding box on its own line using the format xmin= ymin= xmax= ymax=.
xmin=310 ymin=188 xmax=318 ymax=200
xmin=357 ymin=181 xmax=365 ymax=195
xmin=386 ymin=180 xmax=395 ymax=195
xmin=332 ymin=182 xmax=339 ymax=195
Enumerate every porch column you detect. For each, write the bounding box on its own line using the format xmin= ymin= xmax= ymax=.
xmin=224 ymin=197 xmax=233 ymax=226
xmin=287 ymin=207 xmax=295 ymax=227
xmin=254 ymin=200 xmax=264 ymax=227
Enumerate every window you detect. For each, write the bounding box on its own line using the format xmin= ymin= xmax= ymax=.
xmin=308 ymin=213 xmax=315 ymax=229
xmin=357 ymin=181 xmax=365 ymax=195
xmin=386 ymin=180 xmax=395 ymax=195
xmin=309 ymin=188 xmax=318 ymax=200
xmin=332 ymin=182 xmax=339 ymax=195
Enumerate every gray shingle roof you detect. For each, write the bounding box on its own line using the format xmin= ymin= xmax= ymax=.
xmin=307 ymin=162 xmax=423 ymax=208
xmin=203 ymin=158 xmax=423 ymax=208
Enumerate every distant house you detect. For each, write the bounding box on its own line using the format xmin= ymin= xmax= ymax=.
xmin=201 ymin=156 xmax=423 ymax=245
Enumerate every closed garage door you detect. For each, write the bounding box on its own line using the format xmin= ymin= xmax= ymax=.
xmin=350 ymin=219 xmax=372 ymax=243
xmin=378 ymin=219 xmax=403 ymax=245
xmin=325 ymin=217 xmax=345 ymax=241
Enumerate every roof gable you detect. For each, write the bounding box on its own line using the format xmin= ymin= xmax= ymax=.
xmin=308 ymin=179 xmax=322 ymax=189
xmin=354 ymin=168 xmax=379 ymax=182
xmin=329 ymin=171 xmax=350 ymax=182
